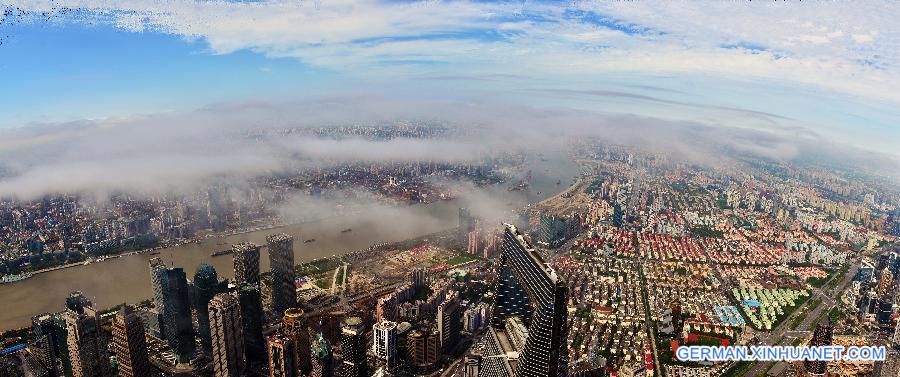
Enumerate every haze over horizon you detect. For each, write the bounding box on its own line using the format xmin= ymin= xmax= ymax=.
xmin=1 ymin=0 xmax=899 ymax=198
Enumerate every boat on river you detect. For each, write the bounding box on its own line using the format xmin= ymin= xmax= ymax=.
xmin=211 ymin=249 xmax=233 ymax=257
xmin=1 ymin=273 xmax=33 ymax=284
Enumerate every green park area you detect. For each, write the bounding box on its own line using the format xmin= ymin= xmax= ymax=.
xmin=733 ymin=286 xmax=808 ymax=330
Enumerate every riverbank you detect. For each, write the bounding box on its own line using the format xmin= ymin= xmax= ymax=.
xmin=0 ymin=152 xmax=580 ymax=330
xmin=1 ymin=200 xmax=418 ymax=281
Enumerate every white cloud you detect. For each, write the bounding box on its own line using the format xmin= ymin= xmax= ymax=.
xmin=6 ymin=0 xmax=899 ymax=103
xmin=1 ymin=96 xmax=896 ymax=200
xmin=3 ymin=0 xmax=900 ymax=166
xmin=853 ymin=33 xmax=876 ymax=44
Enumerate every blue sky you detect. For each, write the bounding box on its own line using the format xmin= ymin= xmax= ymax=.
xmin=0 ymin=21 xmax=336 ymax=124
xmin=1 ymin=0 xmax=899 ymax=156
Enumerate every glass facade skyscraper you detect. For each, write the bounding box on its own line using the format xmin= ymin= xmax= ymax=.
xmin=310 ymin=333 xmax=334 ymax=377
xmin=63 ymin=292 xmax=106 ymax=377
xmin=149 ymin=257 xmax=168 ymax=339
xmin=238 ymin=283 xmax=267 ymax=368
xmin=159 ymin=267 xmax=196 ymax=363
xmin=209 ymin=293 xmax=245 ymax=377
xmin=805 ymin=317 xmax=834 ymax=376
xmin=283 ymin=308 xmax=311 ymax=375
xmin=489 ymin=224 xmax=569 ymax=377
xmin=339 ymin=316 xmax=368 ymax=377
xmin=267 ymin=233 xmax=296 ymax=315
xmin=31 ymin=313 xmax=59 ymax=377
xmin=193 ymin=263 xmax=220 ymax=353
xmin=233 ymin=242 xmax=261 ymax=286
xmin=111 ymin=305 xmax=152 ymax=377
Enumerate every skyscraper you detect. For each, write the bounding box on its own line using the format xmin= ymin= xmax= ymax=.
xmin=492 ymin=259 xmax=531 ymax=327
xmin=372 ymin=320 xmax=398 ymax=370
xmin=65 ymin=292 xmax=92 ymax=313
xmin=111 ymin=305 xmax=152 ymax=377
xmin=268 ymin=333 xmax=297 ymax=377
xmin=267 ymin=233 xmax=297 ymax=314
xmin=878 ymin=268 xmax=894 ymax=299
xmin=490 ymin=223 xmax=569 ymax=377
xmin=310 ymin=333 xmax=334 ymax=377
xmin=437 ymin=298 xmax=462 ymax=354
xmin=459 ymin=207 xmax=476 ymax=238
xmin=31 ymin=313 xmax=59 ymax=377
xmin=63 ymin=292 xmax=106 ymax=377
xmin=233 ymin=242 xmax=261 ymax=286
xmin=478 ymin=323 xmax=516 ymax=377
xmin=283 ymin=308 xmax=311 ymax=375
xmin=160 ymin=267 xmax=196 ymax=363
xmin=805 ymin=317 xmax=834 ymax=376
xmin=885 ymin=253 xmax=896 ymax=272
xmin=194 ymin=263 xmax=221 ymax=353
xmin=877 ymin=254 xmax=891 ymax=275
xmin=857 ymin=258 xmax=876 ymax=283
xmin=206 ymin=186 xmax=228 ymax=232
xmin=893 ymin=319 xmax=900 ymax=351
xmin=876 ymin=299 xmax=894 ymax=331
xmin=149 ymin=257 xmax=167 ymax=337
xmin=339 ymin=317 xmax=368 ymax=377
xmin=237 ymin=283 xmax=267 ymax=368
xmin=537 ymin=214 xmax=569 ymax=247
xmin=52 ymin=315 xmax=73 ymax=377
xmin=410 ymin=268 xmax=427 ymax=289
xmin=209 ymin=293 xmax=245 ymax=377
xmin=407 ymin=324 xmax=440 ymax=370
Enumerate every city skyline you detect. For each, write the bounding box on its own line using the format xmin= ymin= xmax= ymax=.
xmin=1 ymin=142 xmax=898 ymax=376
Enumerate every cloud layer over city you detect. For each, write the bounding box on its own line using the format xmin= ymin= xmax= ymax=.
xmin=1 ymin=1 xmax=899 ymax=199
xmin=1 ymin=95 xmax=896 ymax=200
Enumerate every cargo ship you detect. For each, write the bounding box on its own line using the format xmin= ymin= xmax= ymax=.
xmin=508 ymin=170 xmax=532 ymax=191
xmin=341 ymin=228 xmax=353 ymax=233
xmin=210 ymin=249 xmax=233 ymax=257
xmin=1 ymin=273 xmax=33 ymax=284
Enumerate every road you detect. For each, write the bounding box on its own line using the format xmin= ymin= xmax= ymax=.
xmin=441 ymin=356 xmax=465 ymax=377
xmin=440 ymin=331 xmax=486 ymax=377
xmin=638 ymin=266 xmax=662 ymax=376
xmin=745 ymin=262 xmax=858 ymax=376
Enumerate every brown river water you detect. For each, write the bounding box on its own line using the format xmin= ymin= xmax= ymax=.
xmin=0 ymin=153 xmax=579 ymax=330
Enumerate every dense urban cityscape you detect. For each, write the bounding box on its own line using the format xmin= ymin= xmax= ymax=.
xmin=0 ymin=136 xmax=898 ymax=377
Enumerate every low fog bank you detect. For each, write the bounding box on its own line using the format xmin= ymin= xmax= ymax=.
xmin=273 ymin=181 xmax=525 ymax=234
xmin=1 ymin=96 xmax=896 ymax=200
